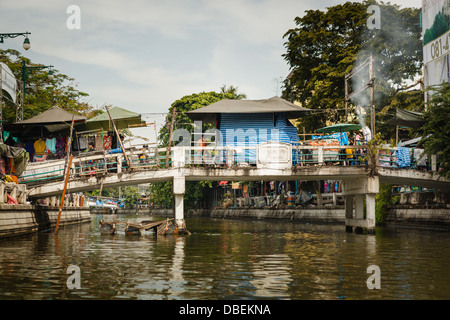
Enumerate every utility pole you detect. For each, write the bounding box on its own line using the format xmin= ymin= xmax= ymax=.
xmin=344 ymin=55 xmax=375 ymax=140
xmin=369 ymin=55 xmax=375 ymax=138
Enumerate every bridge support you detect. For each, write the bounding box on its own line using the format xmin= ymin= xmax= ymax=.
xmin=173 ymin=176 xmax=187 ymax=230
xmin=342 ymin=177 xmax=379 ymax=234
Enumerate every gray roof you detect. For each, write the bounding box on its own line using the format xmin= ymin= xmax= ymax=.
xmin=186 ymin=96 xmax=311 ymax=122
xmin=17 ymin=106 xmax=86 ymax=124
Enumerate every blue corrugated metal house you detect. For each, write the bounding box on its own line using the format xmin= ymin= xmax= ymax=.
xmin=187 ymin=96 xmax=310 ymax=163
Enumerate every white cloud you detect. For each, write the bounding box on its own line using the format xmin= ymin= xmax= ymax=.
xmin=0 ymin=0 xmax=423 ymax=117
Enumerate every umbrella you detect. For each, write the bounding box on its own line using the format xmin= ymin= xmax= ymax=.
xmin=86 ymin=106 xmax=143 ymax=131
xmin=316 ymin=123 xmax=362 ymax=133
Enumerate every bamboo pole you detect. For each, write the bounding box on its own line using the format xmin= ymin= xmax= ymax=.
xmin=166 ymin=107 xmax=176 ymax=167
xmin=54 ymin=154 xmax=73 ymax=234
xmin=105 ymin=106 xmax=131 ymax=169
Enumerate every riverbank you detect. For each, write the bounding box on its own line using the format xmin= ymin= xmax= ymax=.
xmin=118 ymin=204 xmax=450 ymax=231
xmin=0 ymin=204 xmax=91 ymax=238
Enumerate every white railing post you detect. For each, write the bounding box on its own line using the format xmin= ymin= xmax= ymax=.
xmin=172 ymin=147 xmax=186 ymax=168
xmin=117 ymin=154 xmax=123 ymax=173
xmin=318 ymin=146 xmax=324 ymax=165
xmin=431 ymin=154 xmax=437 ymax=172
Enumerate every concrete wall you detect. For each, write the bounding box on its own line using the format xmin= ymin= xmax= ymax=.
xmin=386 ymin=206 xmax=450 ymax=230
xmin=0 ymin=205 xmax=91 ymax=238
xmin=137 ymin=205 xmax=450 ymax=230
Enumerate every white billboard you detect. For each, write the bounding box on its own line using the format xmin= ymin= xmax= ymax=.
xmin=422 ymin=0 xmax=450 ymax=101
xmin=0 ymin=62 xmax=17 ymax=103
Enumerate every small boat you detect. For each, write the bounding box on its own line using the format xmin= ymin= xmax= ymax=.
xmin=157 ymin=219 xmax=179 ymax=236
xmin=99 ymin=220 xmax=116 ymax=235
xmin=125 ymin=222 xmax=142 ymax=235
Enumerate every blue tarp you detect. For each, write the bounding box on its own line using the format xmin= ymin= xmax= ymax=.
xmin=311 ymin=132 xmax=349 ymax=145
xmin=396 ymin=147 xmax=411 ymax=168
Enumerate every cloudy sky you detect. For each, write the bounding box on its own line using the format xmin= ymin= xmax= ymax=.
xmin=1 ymin=0 xmax=422 ymax=142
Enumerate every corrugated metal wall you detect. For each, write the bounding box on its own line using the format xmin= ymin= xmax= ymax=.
xmin=218 ymin=112 xmax=298 ymax=163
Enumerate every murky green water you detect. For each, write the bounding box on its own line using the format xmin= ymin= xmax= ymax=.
xmin=0 ymin=214 xmax=449 ymax=300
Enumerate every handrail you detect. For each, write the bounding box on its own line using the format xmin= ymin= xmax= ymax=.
xmin=18 ymin=143 xmax=444 ymax=186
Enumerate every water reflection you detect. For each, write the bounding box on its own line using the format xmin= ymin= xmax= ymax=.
xmin=0 ymin=215 xmax=450 ymax=300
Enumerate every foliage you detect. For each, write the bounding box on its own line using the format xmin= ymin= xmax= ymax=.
xmin=363 ymin=132 xmax=386 ymax=177
xmin=0 ymin=49 xmax=97 ymax=123
xmin=150 ymin=90 xmax=239 ymax=209
xmin=220 ymin=85 xmax=247 ymax=99
xmin=423 ymin=8 xmax=450 ymax=45
xmin=375 ymin=183 xmax=392 ymax=225
xmin=157 ymin=91 xmax=235 ymax=147
xmin=418 ymin=82 xmax=450 ymax=179
xmin=122 ymin=186 xmax=142 ymax=209
xmin=282 ymin=1 xmax=423 ymax=140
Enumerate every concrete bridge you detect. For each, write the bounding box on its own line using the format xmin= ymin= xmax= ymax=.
xmin=20 ymin=142 xmax=449 ymax=234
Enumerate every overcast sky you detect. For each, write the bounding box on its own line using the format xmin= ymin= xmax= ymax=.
xmin=1 ymin=0 xmax=422 ymax=142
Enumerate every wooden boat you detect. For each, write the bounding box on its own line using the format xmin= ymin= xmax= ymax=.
xmin=125 ymin=222 xmax=142 ymax=235
xmin=99 ymin=220 xmax=116 ymax=235
xmin=157 ymin=219 xmax=179 ymax=236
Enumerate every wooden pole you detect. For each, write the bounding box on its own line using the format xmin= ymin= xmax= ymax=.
xmin=105 ymin=106 xmax=131 ymax=169
xmin=166 ymin=107 xmax=176 ymax=167
xmin=54 ymin=154 xmax=73 ymax=234
xmin=369 ymin=55 xmax=375 ymax=138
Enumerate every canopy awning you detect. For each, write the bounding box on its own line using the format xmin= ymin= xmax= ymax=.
xmin=186 ymin=96 xmax=312 ymax=123
xmin=86 ymin=106 xmax=143 ymax=131
xmin=12 ymin=106 xmax=86 ymax=133
xmin=316 ymin=123 xmax=362 ymax=133
xmin=386 ymin=109 xmax=425 ymax=128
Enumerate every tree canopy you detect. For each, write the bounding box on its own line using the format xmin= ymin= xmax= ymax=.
xmin=418 ymin=83 xmax=450 ymax=178
xmin=282 ymin=0 xmax=423 ymax=139
xmin=149 ymin=90 xmax=238 ymax=209
xmin=0 ymin=49 xmax=99 ymax=124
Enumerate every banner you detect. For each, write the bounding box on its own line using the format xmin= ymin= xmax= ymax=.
xmin=422 ymin=0 xmax=449 ymax=46
xmin=422 ymin=0 xmax=449 ymax=100
xmin=0 ymin=62 xmax=17 ymax=103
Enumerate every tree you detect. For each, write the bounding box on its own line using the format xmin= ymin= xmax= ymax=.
xmin=220 ymin=85 xmax=247 ymax=100
xmin=122 ymin=186 xmax=142 ymax=209
xmin=0 ymin=49 xmax=97 ymax=123
xmin=150 ymin=90 xmax=240 ymax=209
xmin=418 ymin=82 xmax=450 ymax=178
xmin=157 ymin=91 xmax=235 ymax=147
xmin=282 ymin=1 xmax=423 ymax=140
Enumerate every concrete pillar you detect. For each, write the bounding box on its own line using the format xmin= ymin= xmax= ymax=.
xmin=173 ymin=176 xmax=186 ymax=229
xmin=354 ymin=195 xmax=364 ymax=220
xmin=345 ymin=195 xmax=353 ymax=232
xmin=342 ymin=177 xmax=379 ymax=235
xmin=365 ymin=194 xmax=376 ymax=233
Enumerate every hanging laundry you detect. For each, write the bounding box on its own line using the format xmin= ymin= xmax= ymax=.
xmin=56 ymin=137 xmax=66 ymax=158
xmin=396 ymin=147 xmax=411 ymax=168
xmin=46 ymin=137 xmax=57 ymax=154
xmin=34 ymin=139 xmax=46 ymax=156
xmin=104 ymin=136 xmax=112 ymax=150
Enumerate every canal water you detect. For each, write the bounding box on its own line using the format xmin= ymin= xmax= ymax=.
xmin=0 ymin=214 xmax=449 ymax=300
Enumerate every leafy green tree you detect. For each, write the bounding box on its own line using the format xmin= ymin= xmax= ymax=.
xmin=418 ymin=83 xmax=450 ymax=178
xmin=282 ymin=1 xmax=423 ymax=140
xmin=220 ymin=85 xmax=247 ymax=99
xmin=158 ymin=91 xmax=235 ymax=147
xmin=122 ymin=186 xmax=142 ymax=209
xmin=0 ymin=49 xmax=97 ymax=123
xmin=150 ymin=90 xmax=240 ymax=209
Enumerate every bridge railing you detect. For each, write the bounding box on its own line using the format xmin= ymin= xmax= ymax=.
xmin=19 ymin=143 xmax=443 ymax=186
